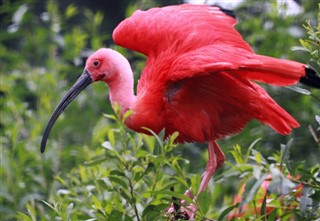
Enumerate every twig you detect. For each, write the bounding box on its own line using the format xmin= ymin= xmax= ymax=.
xmin=291 ymin=178 xmax=320 ymax=189
xmin=128 ymin=178 xmax=140 ymax=221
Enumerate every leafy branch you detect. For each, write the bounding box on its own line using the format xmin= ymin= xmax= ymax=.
xmin=292 ymin=4 xmax=320 ymax=73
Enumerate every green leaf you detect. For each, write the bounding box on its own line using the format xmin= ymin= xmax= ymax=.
xmin=26 ymin=203 xmax=36 ymax=221
xmin=245 ymin=138 xmax=262 ymax=163
xmin=299 ymin=39 xmax=311 ymax=50
xmin=134 ymin=149 xmax=149 ymax=159
xmin=53 ymin=175 xmax=69 ymax=187
xmin=41 ymin=201 xmax=60 ymax=214
xmin=65 ymin=4 xmax=77 ymax=18
xmin=109 ymin=175 xmax=128 ymax=189
xmin=171 ymin=157 xmax=184 ymax=177
xmin=260 ymin=193 xmax=268 ymax=221
xmin=110 ymin=170 xmax=125 ymax=177
xmin=92 ymin=195 xmax=102 ymax=211
xmin=217 ymin=203 xmax=240 ymax=221
xmin=103 ymin=113 xmax=117 ymax=121
xmin=251 ymin=149 xmax=267 ymax=166
xmin=93 ymin=11 xmax=104 ymax=27
xmin=173 ymin=175 xmax=189 ymax=189
xmin=167 ymin=131 xmax=179 ymax=147
xmin=122 ymin=110 xmax=133 ymax=124
xmin=84 ymin=154 xmax=107 ymax=167
xmin=230 ymin=144 xmax=244 ymax=164
xmin=198 ymin=190 xmax=211 ymax=215
xmin=108 ymin=130 xmax=115 ymax=147
xmin=142 ymin=204 xmax=168 ymax=221
xmin=255 ymin=151 xmax=262 ymax=165
xmin=109 ymin=210 xmax=123 ymax=220
xmin=190 ymin=175 xmax=201 ymax=196
xmin=105 ymin=202 xmax=113 ymax=215
xmin=267 ymin=208 xmax=278 ymax=221
xmin=16 ymin=212 xmax=33 ymax=221
xmin=142 ymin=134 xmax=155 ymax=153
xmin=143 ymin=128 xmax=164 ymax=154
xmin=119 ymin=188 xmax=132 ymax=202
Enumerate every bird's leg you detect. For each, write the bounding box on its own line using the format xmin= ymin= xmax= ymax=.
xmin=184 ymin=142 xmax=225 ymax=219
xmin=198 ymin=141 xmax=225 ymax=193
xmin=166 ymin=141 xmax=225 ymax=220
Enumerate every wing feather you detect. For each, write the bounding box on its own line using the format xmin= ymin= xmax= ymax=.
xmin=113 ymin=4 xmax=251 ymax=56
xmin=169 ymin=45 xmax=306 ymax=86
xmin=163 ymin=73 xmax=299 ymax=142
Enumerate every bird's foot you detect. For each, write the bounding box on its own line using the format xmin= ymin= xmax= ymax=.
xmin=166 ymin=189 xmax=198 ymax=220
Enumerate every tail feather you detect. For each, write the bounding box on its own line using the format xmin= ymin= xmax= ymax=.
xmin=252 ymin=84 xmax=299 ymax=135
xmin=300 ymin=67 xmax=320 ymax=88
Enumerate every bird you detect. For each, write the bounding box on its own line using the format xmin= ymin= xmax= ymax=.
xmin=40 ymin=4 xmax=320 ymax=219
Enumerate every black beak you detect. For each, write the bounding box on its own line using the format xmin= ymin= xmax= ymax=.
xmin=40 ymin=70 xmax=93 ymax=153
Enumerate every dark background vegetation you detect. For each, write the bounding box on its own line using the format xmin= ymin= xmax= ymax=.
xmin=1 ymin=0 xmax=319 ymax=220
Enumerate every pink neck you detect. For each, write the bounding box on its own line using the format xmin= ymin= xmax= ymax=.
xmin=105 ymin=54 xmax=136 ymax=116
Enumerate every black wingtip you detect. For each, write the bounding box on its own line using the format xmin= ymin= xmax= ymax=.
xmin=213 ymin=5 xmax=236 ymax=19
xmin=300 ymin=66 xmax=320 ymax=88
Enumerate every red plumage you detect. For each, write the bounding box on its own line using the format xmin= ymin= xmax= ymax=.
xmin=113 ymin=4 xmax=244 ymax=55
xmin=113 ymin=4 xmax=303 ymax=142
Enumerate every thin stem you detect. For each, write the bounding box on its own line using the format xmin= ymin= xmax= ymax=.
xmin=150 ymin=162 xmax=162 ymax=197
xmin=150 ymin=143 xmax=166 ymax=197
xmin=291 ymin=178 xmax=320 ymax=189
xmin=128 ymin=177 xmax=140 ymax=221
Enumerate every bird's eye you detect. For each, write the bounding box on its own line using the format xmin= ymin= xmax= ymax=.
xmin=93 ymin=60 xmax=100 ymax=68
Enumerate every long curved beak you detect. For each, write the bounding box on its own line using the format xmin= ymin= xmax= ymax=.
xmin=40 ymin=70 xmax=93 ymax=153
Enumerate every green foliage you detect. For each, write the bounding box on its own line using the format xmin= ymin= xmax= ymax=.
xmin=1 ymin=1 xmax=319 ymax=221
xmin=12 ymin=105 xmax=193 ymax=221
xmin=225 ymin=140 xmax=320 ymax=220
xmin=292 ymin=4 xmax=320 ymax=71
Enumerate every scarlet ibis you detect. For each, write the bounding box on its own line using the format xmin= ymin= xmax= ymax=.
xmin=41 ymin=4 xmax=319 ymax=218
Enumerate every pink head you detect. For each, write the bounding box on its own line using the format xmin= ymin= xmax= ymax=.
xmin=40 ymin=48 xmax=133 ymax=153
xmin=85 ymin=48 xmax=126 ymax=82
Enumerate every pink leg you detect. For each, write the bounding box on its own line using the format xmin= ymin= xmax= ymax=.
xmin=198 ymin=141 xmax=225 ymax=193
xmin=166 ymin=141 xmax=225 ymax=220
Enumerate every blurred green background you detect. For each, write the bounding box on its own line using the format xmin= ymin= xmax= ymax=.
xmin=1 ymin=0 xmax=319 ymax=220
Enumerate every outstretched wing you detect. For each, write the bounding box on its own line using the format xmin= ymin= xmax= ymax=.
xmin=113 ymin=4 xmax=252 ymax=56
xmin=114 ymin=4 xmax=306 ymax=91
xmin=161 ymin=45 xmax=304 ymax=140
xmin=169 ymin=45 xmax=306 ymax=86
xmin=162 ymin=72 xmax=300 ymax=143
